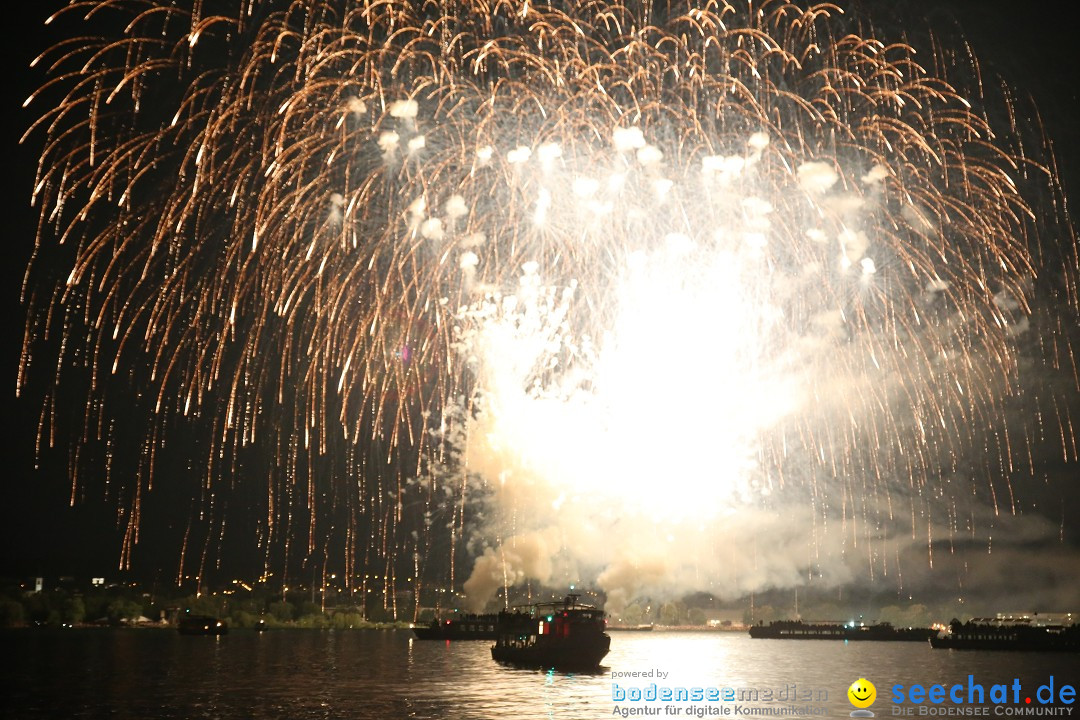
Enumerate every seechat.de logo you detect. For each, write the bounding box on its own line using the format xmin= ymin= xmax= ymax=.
xmin=890 ymin=675 xmax=1075 ymax=715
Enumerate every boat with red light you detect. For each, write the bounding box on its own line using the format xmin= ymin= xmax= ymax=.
xmin=490 ymin=594 xmax=610 ymax=670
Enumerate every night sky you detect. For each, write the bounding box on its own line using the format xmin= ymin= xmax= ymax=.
xmin=4 ymin=0 xmax=1078 ymax=612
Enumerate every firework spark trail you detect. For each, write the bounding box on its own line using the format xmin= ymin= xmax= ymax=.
xmin=20 ymin=0 xmax=1078 ymax=613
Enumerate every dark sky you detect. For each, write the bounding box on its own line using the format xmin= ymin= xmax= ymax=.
xmin=6 ymin=3 xmax=91 ymax=577
xmin=4 ymin=1 xmax=1078 ymax=602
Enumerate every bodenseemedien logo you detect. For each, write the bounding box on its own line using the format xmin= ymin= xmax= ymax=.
xmin=849 ymin=678 xmax=877 ymax=717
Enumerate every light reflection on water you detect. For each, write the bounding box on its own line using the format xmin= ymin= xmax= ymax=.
xmin=2 ymin=629 xmax=1077 ymax=719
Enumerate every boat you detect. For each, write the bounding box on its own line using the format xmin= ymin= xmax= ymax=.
xmin=748 ymin=620 xmax=934 ymax=642
xmin=608 ymin=624 xmax=654 ymax=632
xmin=931 ymin=618 xmax=1078 ymax=652
xmin=412 ymin=613 xmax=500 ymax=640
xmin=490 ymin=594 xmax=610 ymax=670
xmin=177 ymin=614 xmax=228 ymax=635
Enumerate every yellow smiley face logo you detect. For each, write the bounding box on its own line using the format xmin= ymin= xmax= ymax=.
xmin=848 ymin=678 xmax=876 ymax=708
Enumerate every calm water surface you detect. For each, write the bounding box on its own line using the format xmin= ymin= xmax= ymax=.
xmin=3 ymin=629 xmax=1077 ymax=719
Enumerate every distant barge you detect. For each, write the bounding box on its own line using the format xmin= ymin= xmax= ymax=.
xmin=412 ymin=614 xmax=499 ymax=640
xmin=749 ymin=620 xmax=934 ymax=642
xmin=931 ymin=618 xmax=1078 ymax=652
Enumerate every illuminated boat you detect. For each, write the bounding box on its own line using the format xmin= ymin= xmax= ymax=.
xmin=177 ymin=614 xmax=228 ymax=635
xmin=411 ymin=614 xmax=500 ymax=640
xmin=490 ymin=594 xmax=610 ymax=670
xmin=748 ymin=620 xmax=934 ymax=642
xmin=931 ymin=617 xmax=1078 ymax=652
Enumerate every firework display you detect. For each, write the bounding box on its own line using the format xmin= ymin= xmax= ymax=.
xmin=20 ymin=0 xmax=1078 ymax=613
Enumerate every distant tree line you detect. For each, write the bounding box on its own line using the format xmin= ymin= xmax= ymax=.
xmin=0 ymin=582 xmax=408 ymax=629
xmin=0 ymin=581 xmax=956 ymax=630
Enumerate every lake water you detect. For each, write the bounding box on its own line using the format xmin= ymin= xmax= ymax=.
xmin=2 ymin=629 xmax=1077 ymax=719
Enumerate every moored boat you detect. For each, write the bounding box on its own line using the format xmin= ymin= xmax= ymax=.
xmin=749 ymin=620 xmax=934 ymax=642
xmin=491 ymin=594 xmax=610 ymax=670
xmin=177 ymin=614 xmax=228 ymax=635
xmin=931 ymin=617 xmax=1078 ymax=652
xmin=411 ymin=614 xmax=500 ymax=640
